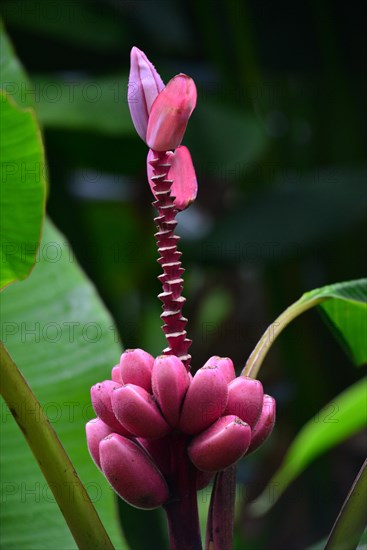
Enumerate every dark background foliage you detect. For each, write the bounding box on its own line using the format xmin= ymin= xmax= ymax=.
xmin=3 ymin=1 xmax=366 ymax=548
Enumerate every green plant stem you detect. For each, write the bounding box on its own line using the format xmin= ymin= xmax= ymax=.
xmin=242 ymin=295 xmax=326 ymax=378
xmin=0 ymin=341 xmax=114 ymax=550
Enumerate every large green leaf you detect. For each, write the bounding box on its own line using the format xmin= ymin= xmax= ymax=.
xmin=0 ymin=22 xmax=46 ymax=290
xmin=0 ymin=20 xmax=33 ymax=108
xmin=0 ymin=92 xmax=46 ymax=290
xmin=249 ymin=377 xmax=367 ymax=516
xmin=0 ymin=341 xmax=114 ymax=549
xmin=0 ymin=218 xmax=127 ymax=549
xmin=325 ymin=458 xmax=367 ymax=550
xmin=244 ymin=279 xmax=367 ymax=378
xmin=302 ymin=279 xmax=367 ymax=366
xmin=308 ymin=529 xmax=367 ymax=550
xmin=320 ymin=296 xmax=367 ymax=366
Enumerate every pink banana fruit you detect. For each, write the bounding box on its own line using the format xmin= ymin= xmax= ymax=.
xmin=247 ymin=394 xmax=276 ymax=454
xmin=203 ymin=356 xmax=236 ymax=384
xmin=85 ymin=417 xmax=113 ymax=469
xmin=90 ymin=380 xmax=131 ymax=435
xmin=119 ymin=348 xmax=154 ymax=392
xmin=179 ymin=365 xmax=228 ymax=434
xmin=100 ymin=434 xmax=169 ymax=509
xmin=188 ymin=415 xmax=251 ymax=472
xmin=224 ymin=376 xmax=264 ymax=428
xmin=152 ymin=354 xmax=190 ymax=427
xmin=112 ymin=383 xmax=171 ymax=439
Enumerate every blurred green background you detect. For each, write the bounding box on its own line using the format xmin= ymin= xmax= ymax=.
xmin=2 ymin=0 xmax=366 ymax=548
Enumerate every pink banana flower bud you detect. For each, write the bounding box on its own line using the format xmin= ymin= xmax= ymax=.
xmin=111 ymin=365 xmax=122 ymax=384
xmin=152 ymin=355 xmax=190 ymax=427
xmin=86 ymin=417 xmax=113 ymax=469
xmin=179 ymin=365 xmax=228 ymax=434
xmin=111 ymin=383 xmax=171 ymax=439
xmin=188 ymin=415 xmax=251 ymax=472
xmin=146 ymin=74 xmax=197 ymax=151
xmin=100 ymin=434 xmax=169 ymax=509
xmin=128 ymin=46 xmax=165 ymax=143
xmin=90 ymin=380 xmax=132 ymax=435
xmin=119 ymin=348 xmax=154 ymax=392
xmin=203 ymin=356 xmax=236 ymax=384
xmin=247 ymin=394 xmax=276 ymax=454
xmin=224 ymin=377 xmax=264 ymax=428
xmin=147 ymin=145 xmax=197 ymax=210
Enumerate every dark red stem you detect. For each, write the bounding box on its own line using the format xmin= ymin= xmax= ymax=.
xmin=148 ymin=150 xmax=192 ymax=369
xmin=205 ymin=467 xmax=236 ymax=550
xmin=163 ymin=435 xmax=202 ymax=550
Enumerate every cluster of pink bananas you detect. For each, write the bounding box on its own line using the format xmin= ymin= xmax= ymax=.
xmin=87 ymin=349 xmax=275 ymax=509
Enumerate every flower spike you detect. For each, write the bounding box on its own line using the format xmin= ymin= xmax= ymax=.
xmin=85 ymin=48 xmax=277 ymax=550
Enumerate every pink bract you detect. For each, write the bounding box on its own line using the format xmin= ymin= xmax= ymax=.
xmin=146 ymin=74 xmax=197 ymax=151
xmin=128 ymin=46 xmax=165 ymax=143
xmin=147 ymin=146 xmax=198 ymax=210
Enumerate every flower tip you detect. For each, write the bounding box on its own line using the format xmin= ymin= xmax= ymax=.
xmin=128 ymin=47 xmax=164 ymax=143
xmin=130 ymin=45 xmax=142 ymax=57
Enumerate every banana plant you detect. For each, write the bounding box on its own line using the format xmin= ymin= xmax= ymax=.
xmin=1 ymin=36 xmax=366 ymax=549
